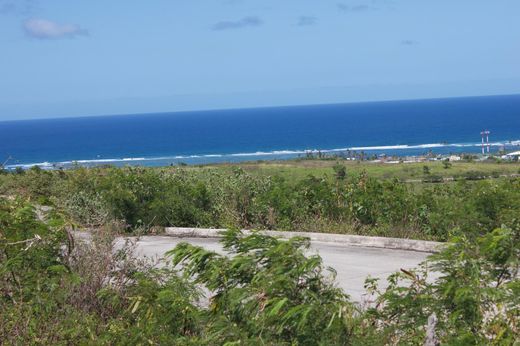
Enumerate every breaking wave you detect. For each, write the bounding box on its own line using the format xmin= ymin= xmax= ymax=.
xmin=6 ymin=139 xmax=520 ymax=169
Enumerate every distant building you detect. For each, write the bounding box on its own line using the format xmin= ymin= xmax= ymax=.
xmin=503 ymin=151 xmax=520 ymax=160
xmin=449 ymin=155 xmax=462 ymax=162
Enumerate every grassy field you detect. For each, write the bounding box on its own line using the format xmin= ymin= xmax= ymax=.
xmin=190 ymin=159 xmax=520 ymax=182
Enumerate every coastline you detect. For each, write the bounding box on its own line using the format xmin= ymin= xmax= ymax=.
xmin=5 ymin=139 xmax=520 ymax=170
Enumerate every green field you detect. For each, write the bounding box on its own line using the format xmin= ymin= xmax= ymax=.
xmin=194 ymin=159 xmax=520 ymax=182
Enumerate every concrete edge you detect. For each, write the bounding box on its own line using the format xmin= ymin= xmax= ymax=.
xmin=164 ymin=227 xmax=444 ymax=253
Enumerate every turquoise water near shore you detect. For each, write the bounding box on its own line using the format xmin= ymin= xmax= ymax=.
xmin=1 ymin=94 xmax=520 ymax=168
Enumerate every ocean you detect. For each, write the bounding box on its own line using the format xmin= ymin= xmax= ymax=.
xmin=1 ymin=94 xmax=520 ymax=169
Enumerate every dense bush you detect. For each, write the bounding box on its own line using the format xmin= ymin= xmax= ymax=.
xmin=1 ymin=197 xmax=518 ymax=344
xmin=1 ymin=166 xmax=519 ymax=241
xmin=0 ymin=197 xmax=201 ymax=344
xmin=0 ymin=198 xmax=97 ymax=343
xmin=364 ymin=226 xmax=519 ymax=344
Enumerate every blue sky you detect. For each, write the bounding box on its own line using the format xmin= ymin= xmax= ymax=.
xmin=0 ymin=0 xmax=519 ymax=120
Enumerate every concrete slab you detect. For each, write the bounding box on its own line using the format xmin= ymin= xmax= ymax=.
xmin=164 ymin=227 xmax=443 ymax=253
xmin=128 ymin=236 xmax=430 ymax=302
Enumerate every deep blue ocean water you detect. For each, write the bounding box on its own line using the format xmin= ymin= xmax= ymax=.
xmin=1 ymin=94 xmax=520 ymax=168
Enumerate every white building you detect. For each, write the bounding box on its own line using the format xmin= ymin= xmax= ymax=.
xmin=448 ymin=155 xmax=462 ymax=162
xmin=502 ymin=151 xmax=520 ymax=160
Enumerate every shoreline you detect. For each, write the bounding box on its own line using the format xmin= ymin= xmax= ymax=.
xmin=5 ymin=139 xmax=520 ymax=170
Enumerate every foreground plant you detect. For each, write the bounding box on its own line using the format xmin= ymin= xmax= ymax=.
xmin=2 ymin=195 xmax=519 ymax=345
xmin=0 ymin=198 xmax=198 ymax=344
xmin=168 ymin=229 xmax=355 ymax=345
xmin=364 ymin=226 xmax=520 ymax=345
xmin=0 ymin=198 xmax=93 ymax=343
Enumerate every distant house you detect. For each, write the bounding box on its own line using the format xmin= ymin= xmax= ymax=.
xmin=503 ymin=151 xmax=520 ymax=160
xmin=448 ymin=155 xmax=461 ymax=162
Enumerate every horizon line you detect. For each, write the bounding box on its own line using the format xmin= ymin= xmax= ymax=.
xmin=1 ymin=92 xmax=519 ymax=123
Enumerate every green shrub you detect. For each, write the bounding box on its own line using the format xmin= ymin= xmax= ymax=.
xmin=464 ymin=170 xmax=486 ymax=180
xmin=1 ymin=196 xmax=519 ymax=344
xmin=364 ymin=226 xmax=519 ymax=345
xmin=1 ymin=166 xmax=520 ymax=242
xmin=168 ymin=229 xmax=354 ymax=345
xmin=422 ymin=174 xmax=443 ymax=183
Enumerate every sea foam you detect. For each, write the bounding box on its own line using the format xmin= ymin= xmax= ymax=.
xmin=6 ymin=139 xmax=520 ymax=170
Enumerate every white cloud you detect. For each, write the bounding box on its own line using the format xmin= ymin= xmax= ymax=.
xmin=23 ymin=18 xmax=88 ymax=39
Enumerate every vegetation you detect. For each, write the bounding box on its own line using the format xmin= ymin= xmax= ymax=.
xmin=207 ymin=159 xmax=520 ymax=182
xmin=1 ymin=160 xmax=519 ymax=343
xmin=364 ymin=226 xmax=519 ymax=344
xmin=1 ymin=161 xmax=519 ymax=241
xmin=1 ymin=197 xmax=518 ymax=344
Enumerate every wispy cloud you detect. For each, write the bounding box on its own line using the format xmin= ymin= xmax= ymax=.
xmin=23 ymin=18 xmax=88 ymax=39
xmin=401 ymin=39 xmax=419 ymax=46
xmin=212 ymin=16 xmax=262 ymax=31
xmin=297 ymin=16 xmax=317 ymax=27
xmin=337 ymin=3 xmax=373 ymax=12
xmin=0 ymin=0 xmax=38 ymax=15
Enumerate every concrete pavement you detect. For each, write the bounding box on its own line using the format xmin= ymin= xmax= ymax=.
xmin=129 ymin=235 xmax=430 ymax=302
